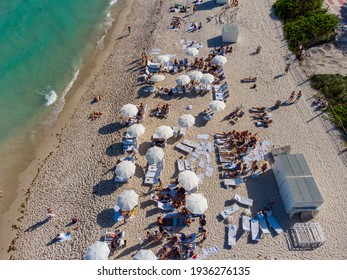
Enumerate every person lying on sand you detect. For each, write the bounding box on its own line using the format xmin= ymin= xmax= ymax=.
xmin=0 ymin=191 xmax=3 ymax=198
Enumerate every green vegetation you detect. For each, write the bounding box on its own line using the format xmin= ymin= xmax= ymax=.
xmin=311 ymin=74 xmax=347 ymax=130
xmin=274 ymin=0 xmax=339 ymax=55
xmin=274 ymin=0 xmax=323 ymax=20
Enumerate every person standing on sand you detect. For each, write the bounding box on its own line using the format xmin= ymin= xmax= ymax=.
xmin=193 ymin=4 xmax=196 ymax=14
xmin=284 ymin=63 xmax=290 ymax=75
xmin=287 ymin=91 xmax=295 ymax=103
xmin=46 ymin=208 xmax=55 ymax=220
xmin=128 ymin=25 xmax=131 ymax=34
xmin=295 ymin=90 xmax=302 ymax=103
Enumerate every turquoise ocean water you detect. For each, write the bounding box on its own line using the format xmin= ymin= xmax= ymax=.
xmin=0 ymin=0 xmax=116 ymax=145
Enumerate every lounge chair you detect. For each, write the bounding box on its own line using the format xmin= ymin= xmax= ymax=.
xmin=171 ymin=87 xmax=178 ymax=94
xmin=158 ymin=201 xmax=176 ymax=212
xmin=242 ymin=215 xmax=251 ymax=232
xmin=220 ymin=203 xmax=240 ymax=219
xmin=194 ymin=85 xmax=202 ymax=94
xmin=224 ymin=178 xmax=243 ymax=188
xmin=233 ymin=194 xmax=253 ymax=207
xmin=203 ymin=113 xmax=214 ymax=121
xmin=184 ymin=159 xmax=192 ymax=170
xmin=177 ymin=86 xmax=184 ymax=94
xmin=223 ymin=161 xmax=237 ymax=170
xmin=258 ymin=217 xmax=271 ymax=235
xmin=172 ymin=126 xmax=179 ymax=137
xmin=177 ymin=159 xmax=185 ymax=172
xmin=228 ymin=224 xmax=237 ymax=247
xmin=175 ymin=143 xmax=193 ymax=154
xmin=185 ymin=85 xmax=191 ymax=94
xmin=114 ymin=176 xmax=128 ymax=183
xmin=266 ymin=216 xmax=283 ymax=235
xmin=251 ymin=218 xmax=260 ymax=241
xmin=179 ymin=127 xmax=187 ymax=136
xmin=113 ymin=211 xmax=124 ymax=222
xmin=182 ymin=139 xmax=199 ymax=149
xmin=182 ymin=233 xmax=197 ymax=244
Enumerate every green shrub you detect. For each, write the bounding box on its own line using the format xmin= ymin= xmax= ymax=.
xmin=274 ymin=0 xmax=323 ymax=20
xmin=311 ymin=74 xmax=347 ymax=129
xmin=284 ymin=9 xmax=339 ymax=54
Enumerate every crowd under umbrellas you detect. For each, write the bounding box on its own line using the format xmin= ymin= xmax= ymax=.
xmin=85 ymin=16 xmax=235 ymax=260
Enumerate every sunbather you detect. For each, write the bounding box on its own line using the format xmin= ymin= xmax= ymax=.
xmin=249 ymin=106 xmax=266 ymax=113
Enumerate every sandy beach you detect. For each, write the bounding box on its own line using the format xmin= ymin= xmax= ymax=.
xmin=6 ymin=0 xmax=347 ymax=260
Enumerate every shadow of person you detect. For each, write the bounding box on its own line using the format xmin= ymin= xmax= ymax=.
xmin=24 ymin=217 xmax=50 ymax=232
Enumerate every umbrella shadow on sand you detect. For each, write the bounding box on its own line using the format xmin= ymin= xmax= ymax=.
xmin=98 ymin=122 xmax=124 ymax=135
xmin=106 ymin=142 xmax=124 ymax=157
xmin=92 ymin=178 xmax=118 ymax=196
xmin=96 ymin=208 xmax=117 ymax=228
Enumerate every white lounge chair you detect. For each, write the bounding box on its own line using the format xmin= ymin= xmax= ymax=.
xmin=220 ymin=203 xmax=240 ymax=219
xmin=182 ymin=139 xmax=199 ymax=149
xmin=184 ymin=159 xmax=192 ymax=170
xmin=228 ymin=224 xmax=237 ymax=247
xmin=233 ymin=194 xmax=253 ymax=207
xmin=242 ymin=215 xmax=251 ymax=232
xmin=179 ymin=127 xmax=187 ymax=136
xmin=172 ymin=126 xmax=179 ymax=137
xmin=224 ymin=178 xmax=243 ymax=187
xmin=251 ymin=218 xmax=260 ymax=241
xmin=177 ymin=159 xmax=185 ymax=172
xmin=175 ymin=143 xmax=193 ymax=154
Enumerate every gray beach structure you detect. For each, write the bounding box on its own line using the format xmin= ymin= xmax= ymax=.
xmin=272 ymin=154 xmax=324 ymax=220
xmin=222 ymin=24 xmax=239 ymax=43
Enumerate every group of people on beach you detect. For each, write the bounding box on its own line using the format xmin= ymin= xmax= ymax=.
xmin=216 ymin=130 xmax=269 ymax=178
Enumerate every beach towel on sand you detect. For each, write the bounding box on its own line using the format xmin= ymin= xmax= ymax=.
xmin=56 ymin=232 xmax=72 ymax=243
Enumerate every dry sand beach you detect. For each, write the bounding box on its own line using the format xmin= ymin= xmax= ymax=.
xmin=5 ymin=0 xmax=347 ymax=260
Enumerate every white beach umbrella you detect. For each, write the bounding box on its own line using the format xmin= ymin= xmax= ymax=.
xmin=186 ymin=193 xmax=208 ymax=214
xmin=156 ymin=55 xmax=170 ymax=64
xmin=178 ymin=170 xmax=199 ymax=192
xmin=121 ymin=104 xmax=138 ymax=118
xmin=150 ymin=74 xmax=166 ymax=83
xmin=117 ymin=190 xmax=139 ymax=211
xmin=209 ymin=100 xmax=226 ymax=112
xmin=200 ymin=73 xmax=215 ymax=85
xmin=178 ymin=114 xmax=195 ymax=128
xmin=145 ymin=146 xmax=164 ymax=164
xmin=115 ymin=161 xmax=136 ymax=179
xmin=127 ymin=124 xmax=145 ymax=138
xmin=188 ymin=70 xmax=203 ymax=81
xmin=154 ymin=125 xmax=173 ymax=139
xmin=212 ymin=55 xmax=227 ymax=66
xmin=84 ymin=241 xmax=110 ymax=260
xmin=176 ymin=75 xmax=191 ymax=86
xmin=133 ymin=249 xmax=157 ymax=260
xmin=186 ymin=47 xmax=199 ymax=57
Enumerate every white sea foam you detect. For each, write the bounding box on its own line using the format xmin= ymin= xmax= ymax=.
xmin=109 ymin=0 xmax=118 ymax=6
xmin=38 ymin=88 xmax=58 ymax=106
xmin=42 ymin=69 xmax=80 ymax=126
